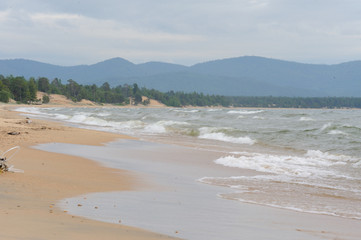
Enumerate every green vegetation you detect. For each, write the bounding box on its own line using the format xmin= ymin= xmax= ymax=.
xmin=1 ymin=74 xmax=361 ymax=109
xmin=0 ymin=75 xmax=38 ymax=103
xmin=226 ymin=96 xmax=361 ymax=108
xmin=141 ymin=88 xmax=230 ymax=107
xmin=42 ymin=95 xmax=50 ymax=104
xmin=0 ymin=90 xmax=10 ymax=103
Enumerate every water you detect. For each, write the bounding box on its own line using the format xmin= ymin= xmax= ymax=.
xmin=16 ymin=107 xmax=361 ymax=220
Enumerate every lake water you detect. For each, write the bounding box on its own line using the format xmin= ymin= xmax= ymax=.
xmin=17 ymin=107 xmax=361 ymax=223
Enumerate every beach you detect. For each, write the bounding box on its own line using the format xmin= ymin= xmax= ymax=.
xmin=1 ymin=103 xmax=361 ymax=240
xmin=0 ymin=104 xmax=177 ymax=240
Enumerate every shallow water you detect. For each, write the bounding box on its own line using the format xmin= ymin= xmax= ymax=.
xmin=33 ymin=140 xmax=361 ymax=240
xmin=18 ymin=107 xmax=361 ymax=220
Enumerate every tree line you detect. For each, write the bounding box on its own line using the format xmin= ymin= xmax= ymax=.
xmin=226 ymin=96 xmax=361 ymax=108
xmin=1 ymin=75 xmax=361 ymax=109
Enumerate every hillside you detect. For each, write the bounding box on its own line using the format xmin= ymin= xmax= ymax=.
xmin=1 ymin=56 xmax=361 ymax=97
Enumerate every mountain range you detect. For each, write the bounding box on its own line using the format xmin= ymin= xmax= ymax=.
xmin=1 ymin=56 xmax=361 ymax=97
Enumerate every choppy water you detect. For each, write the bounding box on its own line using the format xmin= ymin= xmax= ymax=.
xmin=16 ymin=107 xmax=361 ymax=220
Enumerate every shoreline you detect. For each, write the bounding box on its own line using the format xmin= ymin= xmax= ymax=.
xmin=2 ymin=103 xmax=361 ymax=239
xmin=0 ymin=105 xmax=178 ymax=239
xmin=37 ymin=137 xmax=361 ymax=240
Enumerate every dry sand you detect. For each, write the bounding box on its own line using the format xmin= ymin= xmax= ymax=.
xmin=0 ymin=104 xmax=177 ymax=240
xmin=35 ymin=92 xmax=166 ymax=108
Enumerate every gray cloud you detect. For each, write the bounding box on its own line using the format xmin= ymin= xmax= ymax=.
xmin=1 ymin=0 xmax=360 ymax=65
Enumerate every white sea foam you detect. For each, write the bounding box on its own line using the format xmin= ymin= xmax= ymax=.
xmin=352 ymin=160 xmax=361 ymax=168
xmin=214 ymin=150 xmax=357 ymax=178
xmin=225 ymin=197 xmax=361 ymax=220
xmin=53 ymin=113 xmax=70 ymax=120
xmin=199 ymin=175 xmax=361 ymax=194
xmin=173 ymin=109 xmax=199 ymax=113
xmin=15 ymin=107 xmax=47 ymax=115
xmin=96 ymin=112 xmax=111 ymax=117
xmin=299 ymin=117 xmax=314 ymax=121
xmin=144 ymin=120 xmax=189 ymax=134
xmin=320 ymin=122 xmax=333 ymax=131
xmin=305 ymin=150 xmax=357 ymax=162
xmin=144 ymin=123 xmax=167 ymax=134
xmin=68 ymin=114 xmax=111 ymax=127
xmin=69 ymin=114 xmax=87 ymax=123
xmin=15 ymin=107 xmax=72 ymax=121
xmin=328 ymin=130 xmax=347 ymax=135
xmin=114 ymin=120 xmax=144 ymax=131
xmin=66 ymin=113 xmax=145 ymax=132
xmin=227 ymin=110 xmax=264 ymax=115
xmin=199 ymin=133 xmax=256 ymax=145
xmin=202 ymin=173 xmax=361 ymax=220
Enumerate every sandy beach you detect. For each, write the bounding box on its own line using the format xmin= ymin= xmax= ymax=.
xmin=0 ymin=103 xmax=177 ymax=240
xmin=2 ymin=102 xmax=361 ymax=240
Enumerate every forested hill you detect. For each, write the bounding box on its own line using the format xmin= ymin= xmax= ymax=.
xmin=2 ymin=75 xmax=361 ymax=109
xmin=1 ymin=56 xmax=361 ymax=97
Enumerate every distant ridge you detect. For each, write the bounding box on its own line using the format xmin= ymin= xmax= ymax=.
xmin=1 ymin=56 xmax=361 ymax=97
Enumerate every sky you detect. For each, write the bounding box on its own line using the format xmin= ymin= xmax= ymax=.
xmin=1 ymin=0 xmax=361 ymax=66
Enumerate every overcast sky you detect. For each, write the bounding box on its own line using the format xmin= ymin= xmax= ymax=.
xmin=1 ymin=0 xmax=361 ymax=66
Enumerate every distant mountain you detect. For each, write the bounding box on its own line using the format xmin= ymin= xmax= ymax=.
xmin=190 ymin=56 xmax=361 ymax=96
xmin=1 ymin=56 xmax=361 ymax=97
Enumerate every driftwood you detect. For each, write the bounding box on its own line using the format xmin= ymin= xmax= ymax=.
xmin=0 ymin=146 xmax=21 ymax=173
xmin=0 ymin=156 xmax=8 ymax=172
xmin=8 ymin=131 xmax=20 ymax=135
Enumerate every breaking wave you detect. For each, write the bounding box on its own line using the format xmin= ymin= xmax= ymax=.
xmin=214 ymin=150 xmax=358 ymax=178
xmin=198 ymin=127 xmax=256 ymax=145
xmin=299 ymin=117 xmax=314 ymax=121
xmin=227 ymin=110 xmax=264 ymax=115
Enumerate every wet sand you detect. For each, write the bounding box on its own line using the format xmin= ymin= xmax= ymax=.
xmin=0 ymin=104 xmax=177 ymax=240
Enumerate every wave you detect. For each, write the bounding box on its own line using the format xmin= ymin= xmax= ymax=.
xmin=53 ymin=113 xmax=70 ymax=120
xmin=144 ymin=120 xmax=190 ymax=134
xmin=200 ymin=173 xmax=361 ymax=220
xmin=320 ymin=122 xmax=333 ymax=131
xmin=353 ymin=161 xmax=361 ymax=168
xmin=342 ymin=124 xmax=361 ymax=132
xmin=199 ymin=173 xmax=361 ymax=220
xmin=15 ymin=107 xmax=44 ymax=114
xmin=214 ymin=150 xmax=358 ymax=178
xmin=227 ymin=110 xmax=264 ymax=115
xmin=252 ymin=116 xmax=265 ymax=119
xmin=299 ymin=117 xmax=314 ymax=121
xmin=199 ymin=133 xmax=256 ymax=145
xmin=319 ymin=123 xmax=350 ymax=135
xmin=305 ymin=150 xmax=357 ymax=162
xmin=220 ymin=196 xmax=361 ymax=220
xmin=172 ymin=109 xmax=200 ymax=113
xmin=328 ymin=130 xmax=347 ymax=135
xmin=16 ymin=107 xmax=122 ymax=131
xmin=68 ymin=114 xmax=111 ymax=127
xmin=198 ymin=127 xmax=256 ymax=145
xmin=96 ymin=112 xmax=111 ymax=117
xmin=15 ymin=107 xmax=72 ymax=121
xmin=65 ymin=113 xmax=145 ymax=132
xmin=114 ymin=120 xmax=144 ymax=131
xmin=317 ymin=123 xmax=361 ymax=136
xmin=199 ymin=175 xmax=361 ymax=194
xmin=283 ymin=113 xmax=308 ymax=118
